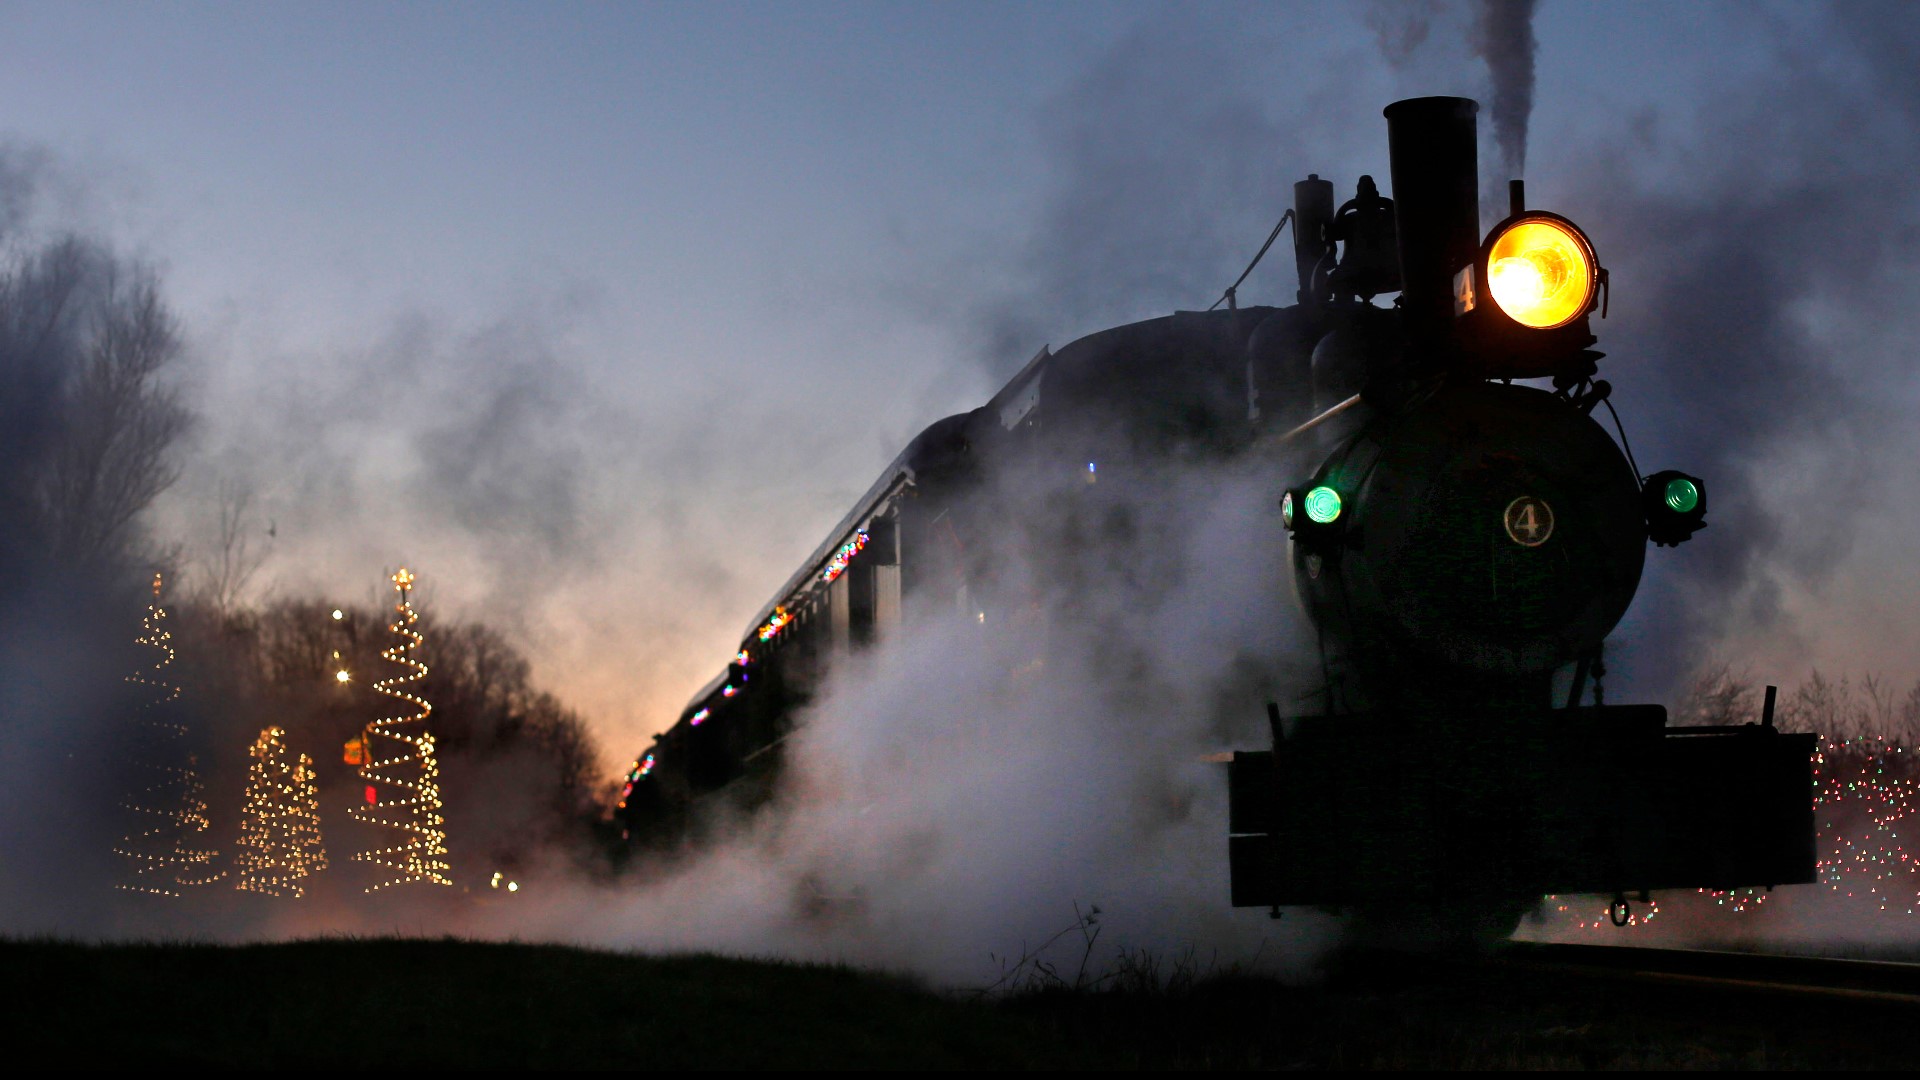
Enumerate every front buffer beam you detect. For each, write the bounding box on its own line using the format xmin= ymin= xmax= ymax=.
xmin=1227 ymin=705 xmax=1815 ymax=909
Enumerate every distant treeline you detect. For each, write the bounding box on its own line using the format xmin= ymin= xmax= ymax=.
xmin=1678 ymin=664 xmax=1920 ymax=741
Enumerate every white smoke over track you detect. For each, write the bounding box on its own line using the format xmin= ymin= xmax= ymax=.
xmin=501 ymin=452 xmax=1333 ymax=983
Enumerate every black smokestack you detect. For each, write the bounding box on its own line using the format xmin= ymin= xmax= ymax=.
xmin=1473 ymin=0 xmax=1539 ymax=178
xmin=1383 ymin=96 xmax=1480 ymax=335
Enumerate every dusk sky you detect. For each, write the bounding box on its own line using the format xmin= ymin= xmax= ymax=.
xmin=3 ymin=0 xmax=1911 ymax=768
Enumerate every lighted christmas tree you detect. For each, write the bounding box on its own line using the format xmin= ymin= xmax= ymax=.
xmin=113 ymin=573 xmax=224 ymax=895
xmin=349 ymin=568 xmax=452 ymax=890
xmin=288 ymin=752 xmax=330 ymax=880
xmin=232 ymin=726 xmax=327 ymax=898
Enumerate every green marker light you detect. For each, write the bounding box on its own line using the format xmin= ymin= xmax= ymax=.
xmin=1305 ymin=485 xmax=1343 ymax=525
xmin=1280 ymin=492 xmax=1295 ymax=529
xmin=1664 ymin=477 xmax=1700 ymax=514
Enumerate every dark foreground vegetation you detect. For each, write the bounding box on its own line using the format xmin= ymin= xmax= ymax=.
xmin=4 ymin=938 xmax=1916 ymax=1070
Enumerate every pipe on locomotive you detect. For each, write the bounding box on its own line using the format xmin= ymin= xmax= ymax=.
xmin=1291 ymin=173 xmax=1335 ymax=307
xmin=1383 ymin=96 xmax=1481 ymax=345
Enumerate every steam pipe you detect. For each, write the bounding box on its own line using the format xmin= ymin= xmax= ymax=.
xmin=1383 ymin=97 xmax=1481 ymax=339
xmin=1292 ymin=174 xmax=1335 ymax=306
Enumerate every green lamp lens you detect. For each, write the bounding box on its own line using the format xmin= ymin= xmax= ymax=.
xmin=1305 ymin=485 xmax=1342 ymax=524
xmin=1664 ymin=477 xmax=1700 ymax=514
xmin=1280 ymin=492 xmax=1295 ymax=529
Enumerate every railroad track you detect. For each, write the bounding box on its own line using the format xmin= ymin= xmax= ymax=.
xmin=1493 ymin=942 xmax=1920 ymax=1006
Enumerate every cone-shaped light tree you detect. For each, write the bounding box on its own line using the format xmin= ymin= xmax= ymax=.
xmin=233 ymin=726 xmax=327 ymax=897
xmin=288 ymin=752 xmax=329 ymax=880
xmin=349 ymin=568 xmax=452 ymax=890
xmin=113 ymin=573 xmax=223 ymax=895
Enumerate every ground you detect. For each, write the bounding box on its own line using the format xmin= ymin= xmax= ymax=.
xmin=2 ymin=938 xmax=1912 ymax=1069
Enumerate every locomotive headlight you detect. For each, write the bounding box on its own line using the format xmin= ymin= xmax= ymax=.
xmin=1485 ymin=217 xmax=1597 ymax=330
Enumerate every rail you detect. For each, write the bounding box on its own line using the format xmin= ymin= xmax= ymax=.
xmin=1491 ymin=942 xmax=1920 ymax=1007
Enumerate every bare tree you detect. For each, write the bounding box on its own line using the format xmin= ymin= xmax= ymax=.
xmin=33 ymin=258 xmax=191 ymax=568
xmin=521 ymin=691 xmax=603 ymax=817
xmin=2 ymin=235 xmax=191 ymax=572
xmin=194 ymin=478 xmax=270 ymax=618
xmin=0 ymin=236 xmax=94 ymax=588
xmin=0 ymin=235 xmax=90 ymax=368
xmin=1675 ymin=660 xmax=1758 ymax=726
xmin=1860 ymin=673 xmax=1901 ymax=739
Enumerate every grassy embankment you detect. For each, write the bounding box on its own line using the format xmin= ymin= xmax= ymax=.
xmin=4 ymin=937 xmax=1916 ymax=1069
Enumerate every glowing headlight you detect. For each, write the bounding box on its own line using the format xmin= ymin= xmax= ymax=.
xmin=1486 ymin=218 xmax=1596 ymax=329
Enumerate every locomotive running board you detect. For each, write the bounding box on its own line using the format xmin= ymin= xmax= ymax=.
xmin=1226 ymin=704 xmax=1817 ymax=909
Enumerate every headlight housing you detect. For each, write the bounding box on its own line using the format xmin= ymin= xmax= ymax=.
xmin=1485 ymin=217 xmax=1598 ymax=329
xmin=1642 ymin=469 xmax=1707 ymax=547
xmin=1451 ymin=209 xmax=1606 ymax=379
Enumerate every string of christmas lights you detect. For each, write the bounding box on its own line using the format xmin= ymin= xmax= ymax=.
xmin=1698 ymin=887 xmax=1769 ymax=913
xmin=819 ymin=529 xmax=869 ymax=584
xmin=233 ymin=726 xmax=326 ymax=897
xmin=757 ymin=606 xmax=792 ymax=642
xmin=112 ymin=573 xmax=223 ymax=896
xmin=348 ymin=568 xmax=453 ymax=892
xmin=1813 ymin=735 xmax=1919 ymax=914
xmin=289 ymin=752 xmax=330 ymax=879
xmin=754 ymin=526 xmax=870 ymax=642
xmin=616 ymin=751 xmax=657 ymax=811
xmin=1545 ymin=894 xmax=1662 ymax=930
xmin=695 ymin=619 xmax=761 ymax=729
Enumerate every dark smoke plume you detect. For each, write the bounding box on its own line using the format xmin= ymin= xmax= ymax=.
xmin=1366 ymin=0 xmax=1437 ymax=67
xmin=960 ymin=20 xmax=1367 ymax=379
xmin=1546 ymin=0 xmax=1920 ymax=694
xmin=1472 ymin=0 xmax=1538 ymax=177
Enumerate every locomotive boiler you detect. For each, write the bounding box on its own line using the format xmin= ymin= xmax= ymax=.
xmin=614 ymin=97 xmax=1814 ymax=934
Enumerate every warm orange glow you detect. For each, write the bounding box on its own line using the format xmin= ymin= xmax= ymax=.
xmin=1487 ymin=219 xmax=1595 ymax=329
xmin=336 ymin=670 xmax=351 ymax=683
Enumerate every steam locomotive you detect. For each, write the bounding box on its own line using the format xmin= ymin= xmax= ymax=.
xmin=615 ymin=97 xmax=1813 ymax=933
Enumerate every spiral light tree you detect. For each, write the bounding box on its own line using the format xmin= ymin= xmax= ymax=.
xmin=113 ymin=573 xmax=223 ymax=896
xmin=349 ymin=568 xmax=452 ymax=891
xmin=233 ymin=726 xmax=327 ymax=897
